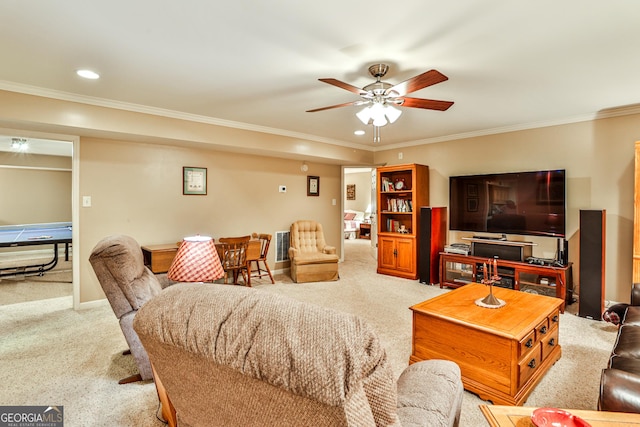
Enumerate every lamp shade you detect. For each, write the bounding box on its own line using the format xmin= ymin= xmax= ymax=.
xmin=167 ymin=235 xmax=224 ymax=282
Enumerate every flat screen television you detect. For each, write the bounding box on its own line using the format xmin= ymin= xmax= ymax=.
xmin=449 ymin=169 xmax=566 ymax=238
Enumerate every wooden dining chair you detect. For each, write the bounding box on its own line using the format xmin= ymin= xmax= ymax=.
xmin=249 ymin=233 xmax=275 ymax=284
xmin=216 ymin=236 xmax=251 ymax=286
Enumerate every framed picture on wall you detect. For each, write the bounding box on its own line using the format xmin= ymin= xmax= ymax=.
xmin=307 ymin=176 xmax=320 ymax=196
xmin=183 ymin=167 xmax=207 ymax=195
xmin=346 ymin=184 xmax=356 ymax=200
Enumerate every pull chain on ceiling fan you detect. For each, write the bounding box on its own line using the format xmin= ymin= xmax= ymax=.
xmin=307 ymin=64 xmax=454 ymax=142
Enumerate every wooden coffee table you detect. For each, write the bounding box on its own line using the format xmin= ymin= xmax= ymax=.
xmin=410 ymin=283 xmax=562 ymax=406
xmin=480 ymin=404 xmax=640 ymax=426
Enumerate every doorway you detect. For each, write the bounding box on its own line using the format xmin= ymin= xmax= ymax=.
xmin=0 ymin=131 xmax=75 ymax=306
xmin=342 ymin=167 xmax=376 ymax=262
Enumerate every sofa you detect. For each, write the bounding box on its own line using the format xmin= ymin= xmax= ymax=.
xmin=289 ymin=220 xmax=339 ymax=283
xmin=134 ymin=284 xmax=464 ymax=427
xmin=599 ymin=283 xmax=640 ymax=413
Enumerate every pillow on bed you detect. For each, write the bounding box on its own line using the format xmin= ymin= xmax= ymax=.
xmin=344 ymin=212 xmax=356 ymax=220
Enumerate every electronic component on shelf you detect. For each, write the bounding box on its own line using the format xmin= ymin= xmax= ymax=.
xmin=445 ymin=244 xmax=470 ymax=255
xmin=526 ymin=257 xmax=564 ymax=267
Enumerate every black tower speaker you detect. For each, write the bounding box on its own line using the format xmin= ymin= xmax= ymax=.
xmin=578 ymin=209 xmax=606 ymax=320
xmin=557 ymin=238 xmax=568 ymax=266
xmin=418 ymin=207 xmax=446 ymax=285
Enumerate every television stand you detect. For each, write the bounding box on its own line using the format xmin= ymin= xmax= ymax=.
xmin=439 ymin=252 xmax=573 ymax=312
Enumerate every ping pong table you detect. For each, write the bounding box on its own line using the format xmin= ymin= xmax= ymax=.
xmin=0 ymin=222 xmax=72 ymax=278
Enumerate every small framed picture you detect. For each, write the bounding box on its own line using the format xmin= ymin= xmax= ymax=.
xmin=183 ymin=167 xmax=207 ymax=195
xmin=307 ymin=175 xmax=320 ymax=196
xmin=346 ymin=184 xmax=356 ymax=200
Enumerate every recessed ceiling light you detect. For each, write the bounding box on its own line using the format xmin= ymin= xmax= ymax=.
xmin=76 ymin=69 xmax=100 ymax=79
xmin=354 ymin=130 xmax=365 ymax=136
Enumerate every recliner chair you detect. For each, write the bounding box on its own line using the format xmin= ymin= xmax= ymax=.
xmin=89 ymin=234 xmax=171 ymax=384
xmin=288 ymin=220 xmax=339 ymax=283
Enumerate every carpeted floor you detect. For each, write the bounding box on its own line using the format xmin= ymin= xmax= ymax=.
xmin=0 ymin=239 xmax=618 ymax=426
xmin=0 ymin=250 xmax=72 ymax=306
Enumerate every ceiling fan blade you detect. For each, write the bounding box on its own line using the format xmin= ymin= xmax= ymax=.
xmin=400 ymin=97 xmax=454 ymax=111
xmin=318 ymin=78 xmax=367 ymax=95
xmin=388 ymin=70 xmax=449 ymax=96
xmin=306 ymin=100 xmax=363 ymax=113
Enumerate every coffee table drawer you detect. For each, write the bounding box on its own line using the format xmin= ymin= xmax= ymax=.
xmin=541 ymin=328 xmax=559 ymax=361
xmin=518 ymin=330 xmax=536 ymax=358
xmin=535 ymin=317 xmax=550 ymax=339
xmin=519 ymin=344 xmax=542 ymax=388
xmin=549 ymin=309 xmax=560 ymax=327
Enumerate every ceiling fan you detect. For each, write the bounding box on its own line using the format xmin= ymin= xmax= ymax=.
xmin=307 ymin=64 xmax=453 ymax=142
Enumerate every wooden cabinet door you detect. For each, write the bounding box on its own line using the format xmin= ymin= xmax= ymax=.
xmin=395 ymin=237 xmax=415 ymax=273
xmin=378 ymin=236 xmax=397 ymax=270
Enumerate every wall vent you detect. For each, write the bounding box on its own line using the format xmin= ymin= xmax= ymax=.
xmin=275 ymin=231 xmax=290 ymax=262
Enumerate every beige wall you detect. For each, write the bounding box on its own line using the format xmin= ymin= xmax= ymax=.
xmin=374 ymin=114 xmax=640 ymax=303
xmin=344 ymin=171 xmax=372 ymax=214
xmin=0 ymin=153 xmax=71 ymax=226
xmin=79 ymin=137 xmax=342 ymax=302
xmin=1 ymin=89 xmax=638 ymax=304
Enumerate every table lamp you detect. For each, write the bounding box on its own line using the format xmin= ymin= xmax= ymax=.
xmin=167 ymin=235 xmax=224 ymax=282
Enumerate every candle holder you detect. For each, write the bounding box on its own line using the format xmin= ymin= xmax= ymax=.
xmin=475 ymin=260 xmax=507 ymax=309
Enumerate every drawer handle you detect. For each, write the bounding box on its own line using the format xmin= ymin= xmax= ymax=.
xmin=552 ymin=315 xmax=559 ymax=323
xmin=528 ymin=359 xmax=537 ymax=369
xmin=540 ymin=326 xmax=548 ymax=334
xmin=525 ymin=338 xmax=533 ymax=348
xmin=549 ymin=338 xmax=555 ymax=346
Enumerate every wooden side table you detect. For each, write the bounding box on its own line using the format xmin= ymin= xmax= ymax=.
xmin=480 ymin=404 xmax=640 ymax=426
xmin=141 ymin=243 xmax=180 ymax=273
xmin=359 ymin=223 xmax=371 ymax=239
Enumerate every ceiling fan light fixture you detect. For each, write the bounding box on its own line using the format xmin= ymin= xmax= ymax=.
xmin=309 ymin=64 xmax=452 ymax=143
xmin=384 ymin=105 xmax=402 ymax=124
xmin=370 ymin=102 xmax=389 ymax=127
xmin=372 ymin=115 xmax=387 ymax=127
xmin=356 ymin=106 xmax=372 ymax=125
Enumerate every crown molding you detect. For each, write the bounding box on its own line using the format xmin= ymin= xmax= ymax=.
xmin=375 ymin=104 xmax=640 ymax=152
xmin=0 ymin=80 xmax=372 ymax=152
xmin=4 ymin=80 xmax=639 ymax=155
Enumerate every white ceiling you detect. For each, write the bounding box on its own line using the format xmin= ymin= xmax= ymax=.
xmin=1 ymin=0 xmax=640 ymax=151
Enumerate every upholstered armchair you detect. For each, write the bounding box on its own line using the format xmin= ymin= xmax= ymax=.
xmin=89 ymin=234 xmax=171 ymax=384
xmin=134 ymin=284 xmax=464 ymax=427
xmin=288 ymin=220 xmax=339 ymax=283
